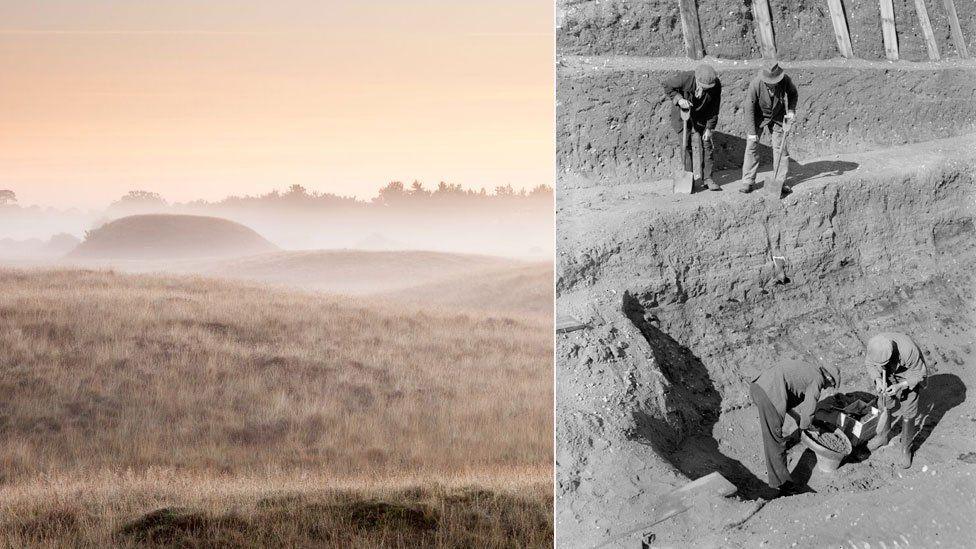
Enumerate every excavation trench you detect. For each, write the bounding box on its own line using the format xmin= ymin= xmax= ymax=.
xmin=554 ymin=137 xmax=976 ymax=543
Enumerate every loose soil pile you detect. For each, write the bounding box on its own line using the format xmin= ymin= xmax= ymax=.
xmin=809 ymin=431 xmax=849 ymax=453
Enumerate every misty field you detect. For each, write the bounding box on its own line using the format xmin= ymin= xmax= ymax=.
xmin=0 ymin=268 xmax=552 ymax=547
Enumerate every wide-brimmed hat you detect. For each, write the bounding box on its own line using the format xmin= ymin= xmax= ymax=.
xmin=695 ymin=63 xmax=718 ymax=89
xmin=864 ymin=335 xmax=894 ymax=367
xmin=760 ymin=59 xmax=785 ymax=84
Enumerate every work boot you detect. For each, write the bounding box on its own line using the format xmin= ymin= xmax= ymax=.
xmin=705 ymin=178 xmax=721 ymax=191
xmin=777 ymin=481 xmax=815 ymax=498
xmin=867 ymin=413 xmax=891 ymax=451
xmin=739 ymin=181 xmax=755 ymax=194
xmin=900 ymin=418 xmax=916 ymax=469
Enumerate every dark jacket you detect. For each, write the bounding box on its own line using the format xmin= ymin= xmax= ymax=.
xmin=663 ymin=71 xmax=721 ymax=133
xmin=864 ymin=332 xmax=928 ymax=391
xmin=743 ymin=75 xmax=798 ymax=135
xmin=753 ymin=360 xmax=832 ymax=429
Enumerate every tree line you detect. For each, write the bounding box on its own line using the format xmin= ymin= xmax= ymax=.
xmin=99 ymin=181 xmax=551 ymax=212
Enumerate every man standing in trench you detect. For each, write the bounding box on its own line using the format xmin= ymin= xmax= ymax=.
xmin=864 ymin=332 xmax=928 ymax=468
xmin=740 ymin=59 xmax=798 ymax=196
xmin=750 ymin=360 xmax=841 ymax=496
xmin=663 ymin=63 xmax=722 ymax=192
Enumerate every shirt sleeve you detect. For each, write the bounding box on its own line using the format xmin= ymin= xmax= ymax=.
xmin=743 ymin=80 xmax=759 ymax=135
xmin=900 ymin=352 xmax=928 ymax=390
xmin=663 ymin=72 xmax=685 ymax=104
xmin=706 ymin=82 xmax=721 ymax=130
xmin=795 ymin=382 xmax=821 ymax=430
xmin=785 ymin=77 xmax=799 ymax=112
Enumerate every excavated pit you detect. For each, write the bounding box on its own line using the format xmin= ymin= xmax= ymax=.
xmin=555 ymin=131 xmax=976 ymax=545
xmin=555 ymin=9 xmax=976 ymax=542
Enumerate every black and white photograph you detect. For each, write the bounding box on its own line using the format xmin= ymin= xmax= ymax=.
xmin=554 ymin=1 xmax=975 ymax=547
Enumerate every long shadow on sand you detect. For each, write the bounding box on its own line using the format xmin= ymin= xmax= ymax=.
xmin=622 ymin=292 xmax=773 ymax=500
xmin=709 ymin=132 xmax=859 ymax=189
xmin=913 ymin=373 xmax=966 ymax=450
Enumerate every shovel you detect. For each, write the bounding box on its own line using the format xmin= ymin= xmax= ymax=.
xmin=673 ymin=106 xmax=694 ymax=194
xmin=875 ymin=381 xmax=890 ymax=445
xmin=767 ymin=95 xmax=792 ymax=197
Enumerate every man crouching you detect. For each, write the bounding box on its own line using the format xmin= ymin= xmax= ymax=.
xmin=864 ymin=332 xmax=928 ymax=468
xmin=750 ymin=360 xmax=841 ymax=496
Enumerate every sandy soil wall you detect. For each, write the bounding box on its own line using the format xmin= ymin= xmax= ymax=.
xmin=557 ymin=62 xmax=976 ymax=186
xmin=556 ymin=0 xmax=976 ymax=60
xmin=558 ymin=139 xmax=974 ymax=422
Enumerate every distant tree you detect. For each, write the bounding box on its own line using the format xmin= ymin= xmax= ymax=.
xmin=107 ymin=190 xmax=167 ymax=216
xmin=0 ymin=189 xmax=16 ymax=205
xmin=529 ymin=184 xmax=553 ymax=196
xmin=374 ymin=181 xmax=408 ymax=205
xmin=409 ymin=180 xmax=429 ymax=197
xmin=83 ymin=219 xmax=110 ymax=242
xmin=114 ymin=190 xmax=167 ymax=207
xmin=287 ymin=184 xmax=307 ymax=196
xmin=494 ymin=184 xmax=515 ymax=197
xmin=130 ymin=190 xmax=163 ymax=202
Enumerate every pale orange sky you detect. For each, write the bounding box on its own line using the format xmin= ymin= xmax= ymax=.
xmin=0 ymin=1 xmax=553 ymax=209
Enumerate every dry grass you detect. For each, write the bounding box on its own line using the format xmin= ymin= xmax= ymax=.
xmin=0 ymin=470 xmax=552 ymax=548
xmin=0 ymin=268 xmax=552 ymax=547
xmin=380 ymin=263 xmax=553 ymax=317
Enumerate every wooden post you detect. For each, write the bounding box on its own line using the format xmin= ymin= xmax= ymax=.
xmin=943 ymin=0 xmax=971 ymax=58
xmin=677 ymin=0 xmax=705 ymax=60
xmin=914 ymin=0 xmax=941 ymax=60
xmin=879 ymin=0 xmax=899 ymax=60
xmin=752 ymin=0 xmax=777 ymax=59
xmin=826 ymin=0 xmax=855 ymax=58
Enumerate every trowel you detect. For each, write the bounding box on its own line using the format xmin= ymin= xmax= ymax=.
xmin=673 ymin=106 xmax=694 ymax=194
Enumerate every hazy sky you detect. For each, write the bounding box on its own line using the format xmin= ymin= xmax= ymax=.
xmin=0 ymin=1 xmax=552 ymax=209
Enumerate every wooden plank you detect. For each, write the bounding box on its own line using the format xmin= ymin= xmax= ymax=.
xmin=879 ymin=0 xmax=899 ymax=60
xmin=826 ymin=0 xmax=855 ymax=58
xmin=914 ymin=0 xmax=941 ymax=60
xmin=676 ymin=0 xmax=705 ymax=60
xmin=556 ymin=314 xmax=587 ymax=334
xmin=943 ymin=0 xmax=971 ymax=59
xmin=675 ymin=472 xmax=738 ymax=497
xmin=752 ymin=0 xmax=777 ymax=59
xmin=593 ymin=472 xmax=738 ymax=549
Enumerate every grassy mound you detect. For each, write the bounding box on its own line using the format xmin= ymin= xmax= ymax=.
xmin=70 ymin=214 xmax=277 ymax=260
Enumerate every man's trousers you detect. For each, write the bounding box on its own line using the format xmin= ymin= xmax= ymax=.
xmin=750 ymin=381 xmax=793 ymax=489
xmin=678 ymin=124 xmax=714 ymax=181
